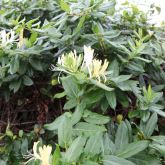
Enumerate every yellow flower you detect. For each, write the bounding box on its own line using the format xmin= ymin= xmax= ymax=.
xmin=55 ymin=45 xmax=109 ymax=82
xmin=91 ymin=59 xmax=109 ymax=82
xmin=92 ymin=59 xmax=102 ymax=78
xmin=24 ymin=141 xmax=52 ymax=165
xmin=82 ymin=46 xmax=109 ymax=81
xmin=99 ymin=59 xmax=109 ymax=75
xmin=33 ymin=141 xmax=52 ymax=165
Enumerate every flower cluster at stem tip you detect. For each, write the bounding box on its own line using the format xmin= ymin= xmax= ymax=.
xmin=54 ymin=45 xmax=109 ymax=82
xmin=24 ymin=141 xmax=52 ymax=165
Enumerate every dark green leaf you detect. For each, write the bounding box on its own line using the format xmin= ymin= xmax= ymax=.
xmin=74 ymin=122 xmax=106 ymax=137
xmin=61 ymin=76 xmax=80 ymax=98
xmin=105 ymin=91 xmax=116 ymax=109
xmin=103 ymin=155 xmax=135 ymax=165
xmin=23 ymin=75 xmax=33 ymax=86
xmin=64 ymin=136 xmax=86 ymax=163
xmin=83 ymin=110 xmax=110 ymax=125
xmin=115 ymin=122 xmax=129 ymax=150
xmin=117 ymin=140 xmax=149 ymax=158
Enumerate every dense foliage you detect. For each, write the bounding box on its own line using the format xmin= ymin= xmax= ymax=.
xmin=0 ymin=0 xmax=165 ymax=165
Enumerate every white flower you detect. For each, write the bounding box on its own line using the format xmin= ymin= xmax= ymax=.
xmin=82 ymin=45 xmax=94 ymax=78
xmin=91 ymin=59 xmax=109 ymax=82
xmin=57 ymin=50 xmax=83 ymax=73
xmin=0 ymin=30 xmax=15 ymax=47
xmin=83 ymin=45 xmax=94 ymax=66
xmin=55 ymin=45 xmax=109 ymax=82
xmin=24 ymin=141 xmax=52 ymax=165
xmin=82 ymin=45 xmax=109 ymax=81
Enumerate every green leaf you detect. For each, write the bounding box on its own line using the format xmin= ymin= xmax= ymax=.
xmin=84 ymin=132 xmax=103 ymax=155
xmin=64 ymin=136 xmax=86 ymax=163
xmin=92 ymin=21 xmax=100 ymax=34
xmin=105 ymin=91 xmax=116 ymax=109
xmin=61 ymin=76 xmax=80 ymax=98
xmin=0 ymin=160 xmax=6 ymax=165
xmin=117 ymin=140 xmax=149 ymax=158
xmin=125 ymin=120 xmax=133 ymax=142
xmin=83 ymin=110 xmax=110 ymax=125
xmin=150 ymin=143 xmax=165 ymax=155
xmin=103 ymin=155 xmax=135 ymax=165
xmin=9 ymin=56 xmax=20 ymax=74
xmin=13 ymin=141 xmax=21 ymax=153
xmin=29 ymin=58 xmax=43 ymax=71
xmin=63 ymin=98 xmax=77 ymax=110
xmin=29 ymin=32 xmax=38 ymax=44
xmin=74 ymin=15 xmax=86 ymax=34
xmin=116 ymin=90 xmax=129 ymax=108
xmin=60 ymin=0 xmax=70 ymax=12
xmin=128 ymin=152 xmax=161 ymax=165
xmin=103 ymin=133 xmax=116 ymax=155
xmin=150 ymin=136 xmax=165 ymax=145
xmin=58 ymin=113 xmax=72 ymax=148
xmin=144 ymin=113 xmax=158 ymax=137
xmin=71 ymin=103 xmax=85 ymax=125
xmin=115 ymin=122 xmax=129 ymax=150
xmin=151 ymin=108 xmax=165 ymax=118
xmin=108 ymin=60 xmax=119 ymax=76
xmin=82 ymin=89 xmax=104 ymax=105
xmin=129 ymin=110 xmax=140 ymax=119
xmin=54 ymin=91 xmax=66 ymax=99
xmin=90 ymin=79 xmax=114 ymax=91
xmin=52 ymin=145 xmax=61 ymax=165
xmin=134 ymin=57 xmax=151 ymax=63
xmin=111 ymin=75 xmax=132 ymax=83
xmin=21 ymin=138 xmax=28 ymax=155
xmin=82 ymin=161 xmax=99 ymax=165
xmin=26 ymin=17 xmax=39 ymax=29
xmin=74 ymin=122 xmax=106 ymax=137
xmin=18 ymin=60 xmax=27 ymax=75
xmin=23 ymin=75 xmax=33 ymax=86
xmin=44 ymin=115 xmax=65 ymax=131
xmin=101 ymin=98 xmax=109 ymax=112
xmin=9 ymin=79 xmax=22 ymax=93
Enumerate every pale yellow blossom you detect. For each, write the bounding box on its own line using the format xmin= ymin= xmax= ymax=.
xmin=33 ymin=141 xmax=52 ymax=165
xmin=82 ymin=46 xmax=109 ymax=81
xmin=56 ymin=45 xmax=109 ymax=82
xmin=92 ymin=59 xmax=102 ymax=78
xmin=57 ymin=51 xmax=83 ymax=73
xmin=0 ymin=30 xmax=15 ymax=47
xmin=24 ymin=141 xmax=52 ymax=165
xmin=91 ymin=59 xmax=109 ymax=82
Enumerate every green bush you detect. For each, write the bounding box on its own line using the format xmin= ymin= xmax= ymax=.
xmin=0 ymin=0 xmax=164 ymax=165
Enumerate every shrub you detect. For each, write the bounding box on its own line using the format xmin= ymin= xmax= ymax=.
xmin=0 ymin=0 xmax=164 ymax=165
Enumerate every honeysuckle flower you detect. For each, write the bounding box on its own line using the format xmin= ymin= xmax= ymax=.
xmin=24 ymin=141 xmax=52 ymax=165
xmin=0 ymin=30 xmax=15 ymax=47
xmin=17 ymin=28 xmax=24 ymax=48
xmin=92 ymin=59 xmax=102 ymax=78
xmin=83 ymin=45 xmax=94 ymax=78
xmin=57 ymin=50 xmax=83 ymax=73
xmin=91 ymin=59 xmax=109 ymax=82
xmin=83 ymin=45 xmax=94 ymax=66
xmin=55 ymin=45 xmax=109 ymax=82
